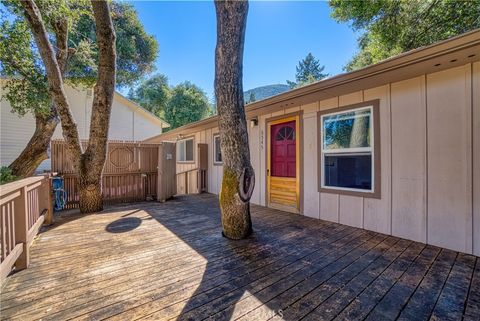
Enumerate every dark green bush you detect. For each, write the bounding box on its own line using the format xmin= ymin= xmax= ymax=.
xmin=0 ymin=166 xmax=17 ymax=185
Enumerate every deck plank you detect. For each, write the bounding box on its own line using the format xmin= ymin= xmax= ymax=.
xmin=429 ymin=253 xmax=476 ymax=321
xmin=464 ymin=257 xmax=480 ymax=321
xmin=0 ymin=194 xmax=478 ymax=321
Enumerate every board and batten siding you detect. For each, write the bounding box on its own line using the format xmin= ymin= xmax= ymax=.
xmin=176 ymin=62 xmax=479 ymax=255
xmin=1 ymin=86 xmax=164 ymax=172
xmin=174 ymin=129 xmax=224 ymax=195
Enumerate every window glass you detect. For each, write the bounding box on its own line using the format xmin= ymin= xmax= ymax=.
xmin=185 ymin=139 xmax=193 ymax=161
xmin=321 ymin=106 xmax=375 ymax=193
xmin=214 ymin=135 xmax=222 ymax=163
xmin=275 ymin=126 xmax=295 ymax=141
xmin=177 ymin=138 xmax=194 ymax=162
xmin=324 ymin=154 xmax=371 ymax=190
xmin=323 ymin=108 xmax=371 ymax=150
xmin=177 ymin=141 xmax=185 ymax=161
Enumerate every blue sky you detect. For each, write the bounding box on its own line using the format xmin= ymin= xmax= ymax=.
xmin=130 ymin=1 xmax=360 ymax=100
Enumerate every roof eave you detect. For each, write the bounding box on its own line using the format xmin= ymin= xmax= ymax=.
xmin=143 ymin=29 xmax=480 ymax=143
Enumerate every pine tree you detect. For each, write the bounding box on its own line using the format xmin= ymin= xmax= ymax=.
xmin=248 ymin=92 xmax=256 ymax=103
xmin=288 ymin=53 xmax=328 ymax=88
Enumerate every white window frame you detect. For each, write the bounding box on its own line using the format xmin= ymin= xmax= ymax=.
xmin=320 ymin=105 xmax=375 ymax=194
xmin=177 ymin=137 xmax=195 ymax=163
xmin=213 ymin=134 xmax=223 ymax=165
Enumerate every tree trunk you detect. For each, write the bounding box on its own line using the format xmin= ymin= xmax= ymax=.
xmin=77 ymin=0 xmax=116 ymax=213
xmin=22 ymin=0 xmax=116 ymax=213
xmin=8 ymin=17 xmax=68 ymax=178
xmin=22 ymin=0 xmax=83 ymax=163
xmin=78 ymin=165 xmax=103 ymax=212
xmin=9 ymin=110 xmax=58 ymax=178
xmin=215 ymin=0 xmax=254 ymax=240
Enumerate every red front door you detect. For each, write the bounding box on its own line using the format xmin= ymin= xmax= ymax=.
xmin=271 ymin=120 xmax=296 ymax=177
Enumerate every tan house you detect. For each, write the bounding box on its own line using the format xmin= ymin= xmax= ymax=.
xmin=144 ymin=30 xmax=480 ymax=256
xmin=1 ymin=84 xmax=169 ymax=172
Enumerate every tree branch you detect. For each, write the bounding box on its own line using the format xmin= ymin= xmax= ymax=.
xmin=84 ymin=0 xmax=116 ymax=170
xmin=52 ymin=18 xmax=69 ymax=74
xmin=21 ymin=0 xmax=82 ymax=162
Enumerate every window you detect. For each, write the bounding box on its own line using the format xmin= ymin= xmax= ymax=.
xmin=177 ymin=138 xmax=194 ymax=162
xmin=213 ymin=135 xmax=222 ymax=164
xmin=320 ymin=102 xmax=380 ymax=197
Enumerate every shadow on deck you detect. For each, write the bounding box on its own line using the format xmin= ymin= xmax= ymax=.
xmin=1 ymin=194 xmax=479 ymax=320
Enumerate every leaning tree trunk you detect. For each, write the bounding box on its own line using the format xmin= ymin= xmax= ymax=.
xmin=8 ymin=18 xmax=68 ymax=178
xmin=22 ymin=0 xmax=115 ymax=213
xmin=215 ymin=0 xmax=254 ymax=239
xmin=9 ymin=109 xmax=58 ymax=178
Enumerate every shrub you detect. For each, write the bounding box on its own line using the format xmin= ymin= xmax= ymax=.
xmin=0 ymin=166 xmax=17 ymax=185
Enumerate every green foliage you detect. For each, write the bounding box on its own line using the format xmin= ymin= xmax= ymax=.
xmin=130 ymin=75 xmax=213 ymax=130
xmin=288 ymin=53 xmax=328 ymax=88
xmin=0 ymin=166 xmax=17 ymax=185
xmin=68 ymin=2 xmax=158 ymax=87
xmin=165 ymin=82 xmax=213 ymax=130
xmin=0 ymin=19 xmax=51 ymax=115
xmin=128 ymin=74 xmax=170 ymax=118
xmin=0 ymin=0 xmax=158 ymax=117
xmin=330 ymin=0 xmax=480 ymax=71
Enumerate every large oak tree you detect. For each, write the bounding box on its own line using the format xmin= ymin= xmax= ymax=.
xmin=215 ymin=0 xmax=254 ymax=239
xmin=1 ymin=1 xmax=157 ymax=178
xmin=20 ymin=0 xmax=116 ymax=213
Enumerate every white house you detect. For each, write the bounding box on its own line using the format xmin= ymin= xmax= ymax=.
xmin=144 ymin=30 xmax=480 ymax=256
xmin=0 ymin=84 xmax=169 ymax=172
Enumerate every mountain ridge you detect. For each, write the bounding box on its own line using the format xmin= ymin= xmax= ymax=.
xmin=244 ymin=84 xmax=290 ymax=103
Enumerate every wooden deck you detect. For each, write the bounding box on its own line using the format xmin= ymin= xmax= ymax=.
xmin=1 ymin=193 xmax=479 ymax=321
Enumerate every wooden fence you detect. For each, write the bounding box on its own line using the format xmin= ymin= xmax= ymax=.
xmin=0 ymin=175 xmax=53 ymax=284
xmin=51 ymin=140 xmax=160 ymax=209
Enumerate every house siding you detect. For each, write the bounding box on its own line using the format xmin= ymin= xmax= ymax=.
xmin=1 ymin=85 xmax=164 ymax=172
xmin=164 ymin=62 xmax=478 ymax=255
xmin=473 ymin=61 xmax=480 ymax=256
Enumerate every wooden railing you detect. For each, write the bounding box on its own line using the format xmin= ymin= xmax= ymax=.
xmin=176 ymin=168 xmax=207 ymax=195
xmin=0 ymin=175 xmax=53 ymax=284
xmin=61 ymin=172 xmax=158 ymax=209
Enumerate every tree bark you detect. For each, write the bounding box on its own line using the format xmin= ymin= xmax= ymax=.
xmin=8 ymin=18 xmax=68 ymax=179
xmin=21 ymin=0 xmax=82 ymax=162
xmin=9 ymin=109 xmax=58 ymax=178
xmin=215 ymin=0 xmax=254 ymax=240
xmin=21 ymin=0 xmax=116 ymax=213
xmin=78 ymin=0 xmax=116 ymax=213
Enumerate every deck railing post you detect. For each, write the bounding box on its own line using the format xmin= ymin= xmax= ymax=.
xmin=14 ymin=186 xmax=29 ymax=270
xmin=39 ymin=177 xmax=54 ymax=225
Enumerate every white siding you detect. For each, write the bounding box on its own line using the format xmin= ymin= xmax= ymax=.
xmin=1 ymin=85 xmax=164 ymax=172
xmin=473 ymin=61 xmax=480 ymax=256
xmin=391 ymin=76 xmax=427 ymax=243
xmin=133 ymin=111 xmax=164 ymax=141
xmin=426 ymin=65 xmax=472 ymax=253
xmin=0 ymin=98 xmax=36 ymax=168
